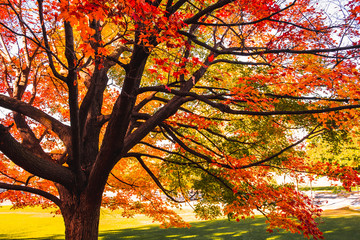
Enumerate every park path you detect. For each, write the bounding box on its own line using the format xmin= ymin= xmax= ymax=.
xmin=307 ymin=191 xmax=360 ymax=210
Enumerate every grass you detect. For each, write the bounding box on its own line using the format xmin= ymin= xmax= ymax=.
xmin=0 ymin=206 xmax=360 ymax=239
xmin=0 ymin=206 xmax=64 ymax=240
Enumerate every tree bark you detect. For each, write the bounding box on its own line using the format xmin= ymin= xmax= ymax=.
xmin=59 ymin=187 xmax=102 ymax=240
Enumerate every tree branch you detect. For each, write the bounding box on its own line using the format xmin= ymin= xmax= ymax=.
xmin=184 ymin=0 xmax=236 ymax=24
xmin=167 ymin=0 xmax=188 ymax=15
xmin=0 ymin=182 xmax=62 ymax=207
xmin=138 ymin=86 xmax=360 ymax=115
xmin=209 ymin=103 xmax=360 ymax=116
xmin=165 ymin=123 xmax=223 ymax=158
xmin=130 ymin=154 xmax=185 ymax=203
xmin=239 ymin=126 xmax=322 ymax=169
xmin=265 ymin=93 xmax=360 ymax=103
xmin=0 ymin=170 xmax=26 ymax=184
xmin=138 ymin=141 xmax=195 ymax=164
xmin=37 ymin=0 xmax=66 ymax=81
xmin=122 ymin=59 xmax=213 ymax=156
xmin=109 ymin=172 xmax=140 ymax=188
xmin=161 ymin=124 xmax=213 ymax=164
xmin=209 ymin=59 xmax=270 ymax=66
xmin=0 ymin=124 xmax=75 ymax=189
xmin=0 ymin=94 xmax=71 ymax=148
xmin=179 ymin=30 xmax=360 ymax=57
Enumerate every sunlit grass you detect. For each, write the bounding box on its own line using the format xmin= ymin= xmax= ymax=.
xmin=0 ymin=206 xmax=360 ymax=239
xmin=0 ymin=206 xmax=64 ymax=240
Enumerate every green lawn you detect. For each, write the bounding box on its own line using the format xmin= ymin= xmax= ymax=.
xmin=0 ymin=206 xmax=359 ymax=239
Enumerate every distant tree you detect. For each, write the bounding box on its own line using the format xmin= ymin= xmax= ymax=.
xmin=1 ymin=0 xmax=360 ymax=239
xmin=307 ymin=128 xmax=360 ymax=170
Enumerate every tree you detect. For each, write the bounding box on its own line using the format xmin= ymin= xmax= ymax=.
xmin=1 ymin=0 xmax=360 ymax=239
xmin=307 ymin=127 xmax=360 ymax=170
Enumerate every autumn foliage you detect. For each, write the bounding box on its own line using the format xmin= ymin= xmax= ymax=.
xmin=1 ymin=0 xmax=360 ymax=239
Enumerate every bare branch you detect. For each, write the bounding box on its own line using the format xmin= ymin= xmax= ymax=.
xmin=179 ymin=30 xmax=360 ymax=57
xmin=161 ymin=124 xmax=213 ymax=164
xmin=0 ymin=170 xmax=26 ymax=184
xmin=265 ymin=93 xmax=360 ymax=103
xmin=37 ymin=0 xmax=66 ymax=81
xmin=208 ymin=103 xmax=360 ymax=116
xmin=130 ymin=154 xmax=185 ymax=203
xmin=110 ymin=172 xmax=139 ymax=188
xmin=239 ymin=126 xmax=323 ymax=169
xmin=209 ymin=59 xmax=270 ymax=66
xmin=138 ymin=141 xmax=195 ymax=164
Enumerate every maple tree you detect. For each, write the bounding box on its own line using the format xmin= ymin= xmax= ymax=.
xmin=1 ymin=0 xmax=360 ymax=239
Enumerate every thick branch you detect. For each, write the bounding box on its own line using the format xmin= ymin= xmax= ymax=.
xmin=0 ymin=124 xmax=75 ymax=189
xmin=167 ymin=0 xmax=188 ymax=15
xmin=122 ymin=58 xmax=212 ymax=155
xmin=0 ymin=94 xmax=71 ymax=147
xmin=87 ymin=45 xmax=152 ymax=203
xmin=184 ymin=0 xmax=236 ymax=24
xmin=138 ymin=86 xmax=360 ymax=116
xmin=13 ymin=112 xmax=52 ymax=161
xmin=137 ymin=85 xmax=228 ymax=101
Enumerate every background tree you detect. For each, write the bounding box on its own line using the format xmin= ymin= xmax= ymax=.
xmin=307 ymin=128 xmax=360 ymax=170
xmin=1 ymin=0 xmax=360 ymax=239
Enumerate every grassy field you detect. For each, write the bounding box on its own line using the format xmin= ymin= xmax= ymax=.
xmin=0 ymin=206 xmax=360 ymax=240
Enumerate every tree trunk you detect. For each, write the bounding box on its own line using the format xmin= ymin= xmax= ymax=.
xmin=59 ymin=187 xmax=102 ymax=240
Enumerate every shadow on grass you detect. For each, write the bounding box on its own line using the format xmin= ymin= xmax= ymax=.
xmin=1 ymin=214 xmax=359 ymax=239
xmin=99 ymin=215 xmax=360 ymax=240
xmin=100 ymin=219 xmax=268 ymax=240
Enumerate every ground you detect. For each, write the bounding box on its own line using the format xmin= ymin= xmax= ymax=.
xmin=309 ymin=191 xmax=360 ymax=210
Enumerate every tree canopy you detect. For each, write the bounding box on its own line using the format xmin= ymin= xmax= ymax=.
xmin=1 ymin=0 xmax=360 ymax=239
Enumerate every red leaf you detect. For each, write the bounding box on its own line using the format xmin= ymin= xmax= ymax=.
xmin=208 ymin=54 xmax=215 ymax=62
